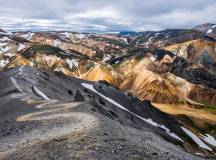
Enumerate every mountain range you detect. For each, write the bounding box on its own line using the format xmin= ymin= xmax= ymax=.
xmin=0 ymin=23 xmax=216 ymax=159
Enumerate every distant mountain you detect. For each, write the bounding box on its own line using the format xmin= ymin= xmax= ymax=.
xmin=193 ymin=23 xmax=216 ymax=39
xmin=118 ymin=31 xmax=139 ymax=36
xmin=124 ymin=29 xmax=215 ymax=48
xmin=0 ymin=29 xmax=7 ymax=34
xmin=193 ymin=23 xmax=216 ymax=33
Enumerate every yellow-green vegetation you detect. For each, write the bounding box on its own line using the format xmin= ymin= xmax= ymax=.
xmin=153 ymin=103 xmax=216 ymax=134
xmin=177 ymin=114 xmax=216 ymax=135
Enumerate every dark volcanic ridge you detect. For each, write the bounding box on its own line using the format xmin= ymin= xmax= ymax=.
xmin=0 ymin=66 xmax=215 ymax=159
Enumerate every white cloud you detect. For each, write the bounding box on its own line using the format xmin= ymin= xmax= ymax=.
xmin=0 ymin=0 xmax=215 ymax=32
xmin=68 ymin=7 xmax=119 ymax=19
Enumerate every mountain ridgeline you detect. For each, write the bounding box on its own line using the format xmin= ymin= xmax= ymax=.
xmin=0 ymin=23 xmax=216 ymax=159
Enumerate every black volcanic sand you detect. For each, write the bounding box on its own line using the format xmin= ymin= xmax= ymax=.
xmin=0 ymin=66 xmax=213 ymax=160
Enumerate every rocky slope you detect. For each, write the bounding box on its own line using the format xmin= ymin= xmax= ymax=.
xmin=193 ymin=23 xmax=216 ymax=39
xmin=0 ymin=66 xmax=215 ymax=159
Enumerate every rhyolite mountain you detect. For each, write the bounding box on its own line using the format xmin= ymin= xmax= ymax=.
xmin=0 ymin=24 xmax=216 ymax=159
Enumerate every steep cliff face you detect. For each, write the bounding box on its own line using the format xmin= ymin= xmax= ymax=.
xmin=120 ymin=70 xmax=181 ymax=103
xmin=119 ymin=56 xmax=181 ymax=103
xmin=119 ymin=50 xmax=216 ymax=105
xmin=171 ymin=57 xmax=216 ymax=91
xmin=164 ymin=39 xmax=216 ymax=66
xmin=164 ymin=40 xmax=216 ymax=90
xmin=187 ymin=85 xmax=216 ymax=105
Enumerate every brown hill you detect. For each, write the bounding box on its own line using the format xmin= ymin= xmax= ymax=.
xmin=82 ymin=64 xmax=124 ymax=86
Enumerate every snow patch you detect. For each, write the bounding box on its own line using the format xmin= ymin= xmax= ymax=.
xmin=53 ymin=40 xmax=61 ymax=47
xmin=10 ymin=77 xmax=23 ymax=92
xmin=1 ymin=46 xmax=11 ymax=52
xmin=33 ymin=86 xmax=50 ymax=100
xmin=150 ymin=56 xmax=156 ymax=63
xmin=81 ymin=83 xmax=183 ymax=142
xmin=21 ymin=33 xmax=35 ymax=40
xmin=149 ymin=37 xmax=153 ymax=42
xmin=200 ymin=134 xmax=216 ymax=147
xmin=103 ymin=55 xmax=111 ymax=62
xmin=54 ymin=67 xmax=64 ymax=72
xmin=4 ymin=53 xmax=15 ymax=57
xmin=66 ymin=59 xmax=79 ymax=69
xmin=75 ymin=34 xmax=85 ymax=39
xmin=0 ymin=42 xmax=8 ymax=47
xmin=29 ymin=62 xmax=34 ymax=66
xmin=43 ymin=56 xmax=60 ymax=64
xmin=115 ymin=61 xmax=120 ymax=64
xmin=207 ymin=29 xmax=213 ymax=34
xmin=172 ymin=51 xmax=177 ymax=55
xmin=212 ymin=25 xmax=216 ymax=28
xmin=195 ymin=153 xmax=204 ymax=156
xmin=181 ymin=127 xmax=212 ymax=151
xmin=0 ymin=36 xmax=10 ymax=41
xmin=122 ymin=38 xmax=128 ymax=43
xmin=59 ymin=32 xmax=71 ymax=38
xmin=0 ymin=59 xmax=9 ymax=68
xmin=18 ymin=43 xmax=25 ymax=51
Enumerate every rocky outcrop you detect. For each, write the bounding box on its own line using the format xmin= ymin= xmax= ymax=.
xmin=171 ymin=57 xmax=216 ymax=90
xmin=119 ymin=50 xmax=216 ymax=106
xmin=120 ymin=56 xmax=182 ymax=103
xmin=164 ymin=39 xmax=216 ymax=67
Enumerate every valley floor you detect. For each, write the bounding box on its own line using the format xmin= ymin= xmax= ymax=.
xmin=153 ymin=103 xmax=216 ymax=133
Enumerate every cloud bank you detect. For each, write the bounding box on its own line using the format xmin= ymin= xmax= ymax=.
xmin=0 ymin=0 xmax=215 ymax=32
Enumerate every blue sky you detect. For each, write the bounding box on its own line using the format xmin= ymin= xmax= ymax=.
xmin=0 ymin=0 xmax=215 ymax=32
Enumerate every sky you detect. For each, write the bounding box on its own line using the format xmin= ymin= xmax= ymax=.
xmin=0 ymin=0 xmax=215 ymax=33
